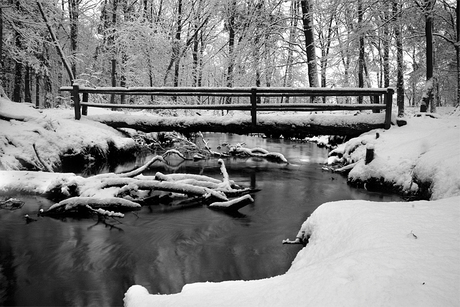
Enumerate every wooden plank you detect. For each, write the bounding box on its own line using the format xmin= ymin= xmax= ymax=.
xmin=60 ymin=86 xmax=393 ymax=96
xmin=80 ymin=102 xmax=386 ymax=111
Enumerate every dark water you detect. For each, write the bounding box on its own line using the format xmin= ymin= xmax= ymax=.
xmin=0 ymin=134 xmax=402 ymax=307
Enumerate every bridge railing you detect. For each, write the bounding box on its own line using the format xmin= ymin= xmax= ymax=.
xmin=59 ymin=85 xmax=394 ymax=129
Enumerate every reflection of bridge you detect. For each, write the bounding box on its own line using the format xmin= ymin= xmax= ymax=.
xmin=60 ymin=85 xmax=394 ymax=137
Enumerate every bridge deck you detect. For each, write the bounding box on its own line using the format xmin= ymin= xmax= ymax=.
xmin=60 ymin=85 xmax=394 ymax=136
xmin=88 ymin=112 xmax=389 ymax=138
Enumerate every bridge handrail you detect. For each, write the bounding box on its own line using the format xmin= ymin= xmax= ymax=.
xmin=60 ymin=85 xmax=394 ymax=129
xmin=60 ymin=85 xmax=392 ymax=96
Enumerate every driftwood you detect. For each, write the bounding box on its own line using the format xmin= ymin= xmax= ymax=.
xmin=282 ymin=230 xmax=310 ymax=246
xmin=209 ymin=194 xmax=254 ymax=211
xmin=46 ymin=197 xmax=141 ymax=213
xmin=40 ymin=155 xmax=255 ymax=218
xmin=229 ymin=145 xmax=288 ymax=163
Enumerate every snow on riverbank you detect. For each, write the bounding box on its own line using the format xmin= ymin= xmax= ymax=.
xmin=330 ymin=111 xmax=460 ymax=200
xmin=125 ymin=196 xmax=460 ymax=307
xmin=0 ymin=98 xmax=135 ymax=171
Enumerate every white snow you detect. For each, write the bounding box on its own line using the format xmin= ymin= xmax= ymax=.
xmin=0 ymin=98 xmax=135 ymax=170
xmin=342 ymin=115 xmax=460 ymax=200
xmin=1 ymin=98 xmax=459 ymax=307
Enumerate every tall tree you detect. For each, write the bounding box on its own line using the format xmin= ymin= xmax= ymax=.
xmin=225 ymin=0 xmax=237 ymax=103
xmin=300 ymin=0 xmax=319 ymax=90
xmin=417 ymin=0 xmax=436 ymax=112
xmin=69 ymin=0 xmax=81 ymax=79
xmin=13 ymin=0 xmax=22 ymax=102
xmin=357 ymin=0 xmax=365 ymax=103
xmin=393 ymin=0 xmax=405 ymax=117
xmin=316 ymin=0 xmax=336 ymax=102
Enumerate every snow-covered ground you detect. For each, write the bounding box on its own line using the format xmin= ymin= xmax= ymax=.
xmin=330 ymin=111 xmax=460 ymax=200
xmin=0 ymin=98 xmax=135 ymax=171
xmin=1 ymin=98 xmax=459 ymax=306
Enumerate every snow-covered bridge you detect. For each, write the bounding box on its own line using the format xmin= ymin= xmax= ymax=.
xmin=60 ymin=85 xmax=394 ymax=137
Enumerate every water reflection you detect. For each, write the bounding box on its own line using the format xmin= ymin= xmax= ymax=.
xmin=0 ymin=134 xmax=402 ymax=306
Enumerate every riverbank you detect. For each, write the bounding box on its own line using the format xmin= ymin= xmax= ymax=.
xmin=326 ymin=108 xmax=460 ymax=200
xmin=0 ymin=98 xmax=138 ymax=172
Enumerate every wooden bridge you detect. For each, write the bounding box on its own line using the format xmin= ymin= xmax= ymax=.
xmin=60 ymin=85 xmax=394 ymax=137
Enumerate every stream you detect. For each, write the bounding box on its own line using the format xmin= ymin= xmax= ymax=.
xmin=0 ymin=133 xmax=403 ymax=307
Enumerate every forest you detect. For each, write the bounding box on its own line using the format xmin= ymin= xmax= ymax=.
xmin=0 ymin=0 xmax=457 ymax=114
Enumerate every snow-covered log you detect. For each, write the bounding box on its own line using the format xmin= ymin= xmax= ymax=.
xmin=117 ymin=156 xmax=165 ymax=177
xmin=208 ymin=194 xmax=254 ymax=211
xmin=229 ymin=145 xmax=288 ymax=163
xmin=100 ymin=177 xmax=228 ymax=201
xmin=85 ymin=205 xmax=125 ymax=218
xmin=334 ymin=162 xmax=358 ymax=173
xmin=45 ymin=197 xmax=141 ymax=214
xmin=218 ymin=158 xmax=231 ymax=189
xmin=154 ymin=172 xmax=222 ymax=184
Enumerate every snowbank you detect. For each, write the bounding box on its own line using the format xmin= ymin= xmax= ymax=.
xmin=124 ymin=196 xmax=460 ymax=307
xmin=0 ymin=98 xmax=136 ymax=171
xmin=330 ymin=113 xmax=460 ymax=200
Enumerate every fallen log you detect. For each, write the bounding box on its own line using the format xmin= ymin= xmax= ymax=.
xmin=100 ymin=177 xmax=228 ymax=201
xmin=229 ymin=145 xmax=288 ymax=163
xmin=45 ymin=197 xmax=141 ymax=214
xmin=154 ymin=172 xmax=222 ymax=184
xmin=208 ymin=194 xmax=254 ymax=211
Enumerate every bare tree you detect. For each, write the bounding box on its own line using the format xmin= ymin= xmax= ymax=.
xmin=300 ymin=0 xmax=319 ymax=90
xmin=416 ymin=0 xmax=436 ymax=112
xmin=393 ymin=0 xmax=405 ymax=117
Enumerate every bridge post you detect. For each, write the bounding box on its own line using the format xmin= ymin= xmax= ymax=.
xmin=373 ymin=95 xmax=380 ymax=113
xmin=250 ymin=87 xmax=257 ymax=128
xmin=384 ymin=88 xmax=394 ymax=129
xmin=72 ymin=84 xmax=81 ymax=120
xmin=82 ymin=92 xmax=88 ymax=116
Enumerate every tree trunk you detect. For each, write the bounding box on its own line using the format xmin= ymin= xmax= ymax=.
xmin=383 ymin=5 xmax=390 ymax=88
xmin=393 ymin=0 xmax=405 ymax=117
xmin=25 ymin=65 xmax=31 ymax=103
xmin=320 ymin=12 xmax=335 ymax=103
xmin=226 ymin=0 xmax=236 ymax=104
xmin=69 ymin=0 xmax=79 ymax=79
xmin=282 ymin=0 xmax=298 ymax=104
xmin=357 ymin=0 xmax=365 ymax=104
xmin=13 ymin=0 xmax=22 ymax=102
xmin=13 ymin=39 xmax=22 ymax=102
xmin=300 ymin=0 xmax=319 ymax=93
xmin=456 ymin=0 xmax=460 ymax=107
xmin=35 ymin=74 xmax=40 ymax=108
xmin=420 ymin=0 xmax=435 ymax=112
xmin=192 ymin=0 xmax=205 ymax=89
xmin=173 ymin=0 xmax=183 ymax=88
xmin=37 ymin=0 xmax=74 ymax=83
xmin=0 ymin=6 xmax=4 ymax=98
